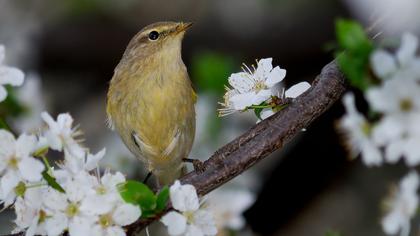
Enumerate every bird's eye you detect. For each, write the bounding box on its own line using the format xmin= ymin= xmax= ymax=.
xmin=148 ymin=31 xmax=159 ymax=41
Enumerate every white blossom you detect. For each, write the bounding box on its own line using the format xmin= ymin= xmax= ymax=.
xmin=161 ymin=180 xmax=217 ymax=236
xmin=41 ymin=112 xmax=85 ymax=158
xmin=219 ymin=58 xmax=286 ymax=116
xmin=366 ymin=78 xmax=420 ymax=166
xmin=371 ymin=33 xmax=420 ymax=81
xmin=338 ymin=93 xmax=382 ymax=166
xmin=0 ymin=129 xmax=44 ymax=206
xmin=40 ymin=170 xmax=140 ymax=236
xmin=0 ymin=44 xmax=25 ymax=102
xmin=382 ymin=171 xmax=419 ymax=236
xmin=208 ymin=188 xmax=255 ymax=231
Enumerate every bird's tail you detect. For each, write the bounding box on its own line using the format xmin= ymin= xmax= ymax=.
xmin=155 ymin=164 xmax=187 ymax=187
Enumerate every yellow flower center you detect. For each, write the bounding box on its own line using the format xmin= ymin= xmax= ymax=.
xmin=14 ymin=182 xmax=26 ymax=197
xmin=66 ymin=203 xmax=79 ymax=217
xmin=99 ymin=214 xmax=112 ymax=228
xmin=361 ymin=121 xmax=372 ymax=136
xmin=8 ymin=156 xmax=19 ymax=169
xmin=253 ymin=81 xmax=267 ymax=93
xmin=96 ymin=185 xmax=107 ymax=195
xmin=400 ymin=98 xmax=413 ymax=112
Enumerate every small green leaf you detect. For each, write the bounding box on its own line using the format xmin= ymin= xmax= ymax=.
xmin=336 ymin=19 xmax=371 ymax=53
xmin=42 ymin=171 xmax=65 ymax=193
xmin=335 ymin=19 xmax=374 ymax=91
xmin=156 ymin=186 xmax=170 ymax=212
xmin=118 ymin=180 xmax=157 ymax=212
xmin=336 ymin=52 xmax=371 ymax=90
xmin=252 ymin=101 xmax=268 ymax=120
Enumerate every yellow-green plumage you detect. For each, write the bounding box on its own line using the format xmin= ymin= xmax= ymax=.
xmin=107 ymin=22 xmax=196 ymax=185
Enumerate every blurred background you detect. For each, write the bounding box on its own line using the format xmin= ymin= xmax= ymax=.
xmin=0 ymin=0 xmax=419 ymax=235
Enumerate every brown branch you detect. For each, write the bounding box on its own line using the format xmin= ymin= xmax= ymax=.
xmin=5 ymin=61 xmax=346 ymax=236
xmin=125 ymin=60 xmax=347 ymax=235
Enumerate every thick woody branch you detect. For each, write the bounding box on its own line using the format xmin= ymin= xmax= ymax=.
xmin=125 ymin=61 xmax=347 ymax=235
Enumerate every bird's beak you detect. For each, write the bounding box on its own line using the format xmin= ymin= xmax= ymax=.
xmin=176 ymin=22 xmax=193 ymax=34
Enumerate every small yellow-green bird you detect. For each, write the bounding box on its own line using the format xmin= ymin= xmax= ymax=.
xmin=106 ymin=22 xmax=196 ymax=185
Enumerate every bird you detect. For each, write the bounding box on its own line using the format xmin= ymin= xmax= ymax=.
xmin=106 ymin=22 xmax=196 ymax=186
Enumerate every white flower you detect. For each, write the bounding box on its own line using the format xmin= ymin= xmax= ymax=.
xmin=13 ymin=187 xmax=46 ymax=236
xmin=0 ymin=130 xmax=44 ymax=206
xmin=366 ymin=78 xmax=420 ymax=115
xmin=208 ymin=188 xmax=255 ymax=231
xmin=382 ymin=171 xmax=419 ymax=236
xmin=41 ymin=112 xmax=85 ymax=158
xmin=219 ymin=58 xmax=286 ymax=116
xmin=371 ymin=33 xmax=420 ymax=80
xmin=161 ymin=180 xmax=217 ymax=236
xmin=0 ymin=45 xmax=25 ymax=102
xmin=338 ymin=93 xmax=382 ymax=166
xmin=60 ymin=148 xmax=105 ymax=175
xmin=366 ymin=78 xmax=420 ymax=166
xmin=41 ymin=170 xmax=140 ymax=236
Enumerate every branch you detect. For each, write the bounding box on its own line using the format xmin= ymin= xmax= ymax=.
xmin=125 ymin=60 xmax=347 ymax=235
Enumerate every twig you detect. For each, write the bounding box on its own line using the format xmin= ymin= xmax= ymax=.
xmin=125 ymin=60 xmax=347 ymax=235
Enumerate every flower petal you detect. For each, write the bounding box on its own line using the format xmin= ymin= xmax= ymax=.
xmin=161 ymin=211 xmax=187 ymax=236
xmin=228 ymin=72 xmax=254 ymax=93
xmin=85 ymin=148 xmax=106 ymax=171
xmin=397 ymin=32 xmax=418 ymax=67
xmin=285 ymin=82 xmax=311 ymax=98
xmin=0 ymin=85 xmax=7 ymax=102
xmin=193 ymin=209 xmax=218 ymax=235
xmin=0 ymin=66 xmax=24 ymax=86
xmin=265 ymin=66 xmax=286 ymax=87
xmin=170 ymin=180 xmax=200 ymax=212
xmin=370 ymin=50 xmax=397 ymax=79
xmin=1 ymin=170 xmax=20 ymax=199
xmin=45 ymin=212 xmax=68 ymax=236
xmin=18 ymin=157 xmax=44 ymax=182
xmin=112 ymin=203 xmax=141 ymax=226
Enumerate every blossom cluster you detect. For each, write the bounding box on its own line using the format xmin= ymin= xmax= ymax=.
xmin=339 ymin=33 xmax=420 ymax=167
xmin=1 ymin=112 xmax=141 ymax=236
xmin=218 ymin=58 xmax=311 ymax=122
xmin=338 ymin=32 xmax=420 ymax=235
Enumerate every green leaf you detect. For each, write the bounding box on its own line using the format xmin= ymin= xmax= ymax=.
xmin=335 ymin=19 xmax=374 ymax=91
xmin=336 ymin=19 xmax=372 ymax=53
xmin=156 ymin=186 xmax=170 ymax=212
xmin=118 ymin=180 xmax=157 ymax=212
xmin=42 ymin=171 xmax=65 ymax=193
xmin=191 ymin=52 xmax=236 ymax=93
xmin=336 ymin=52 xmax=371 ymax=90
xmin=252 ymin=101 xmax=268 ymax=120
